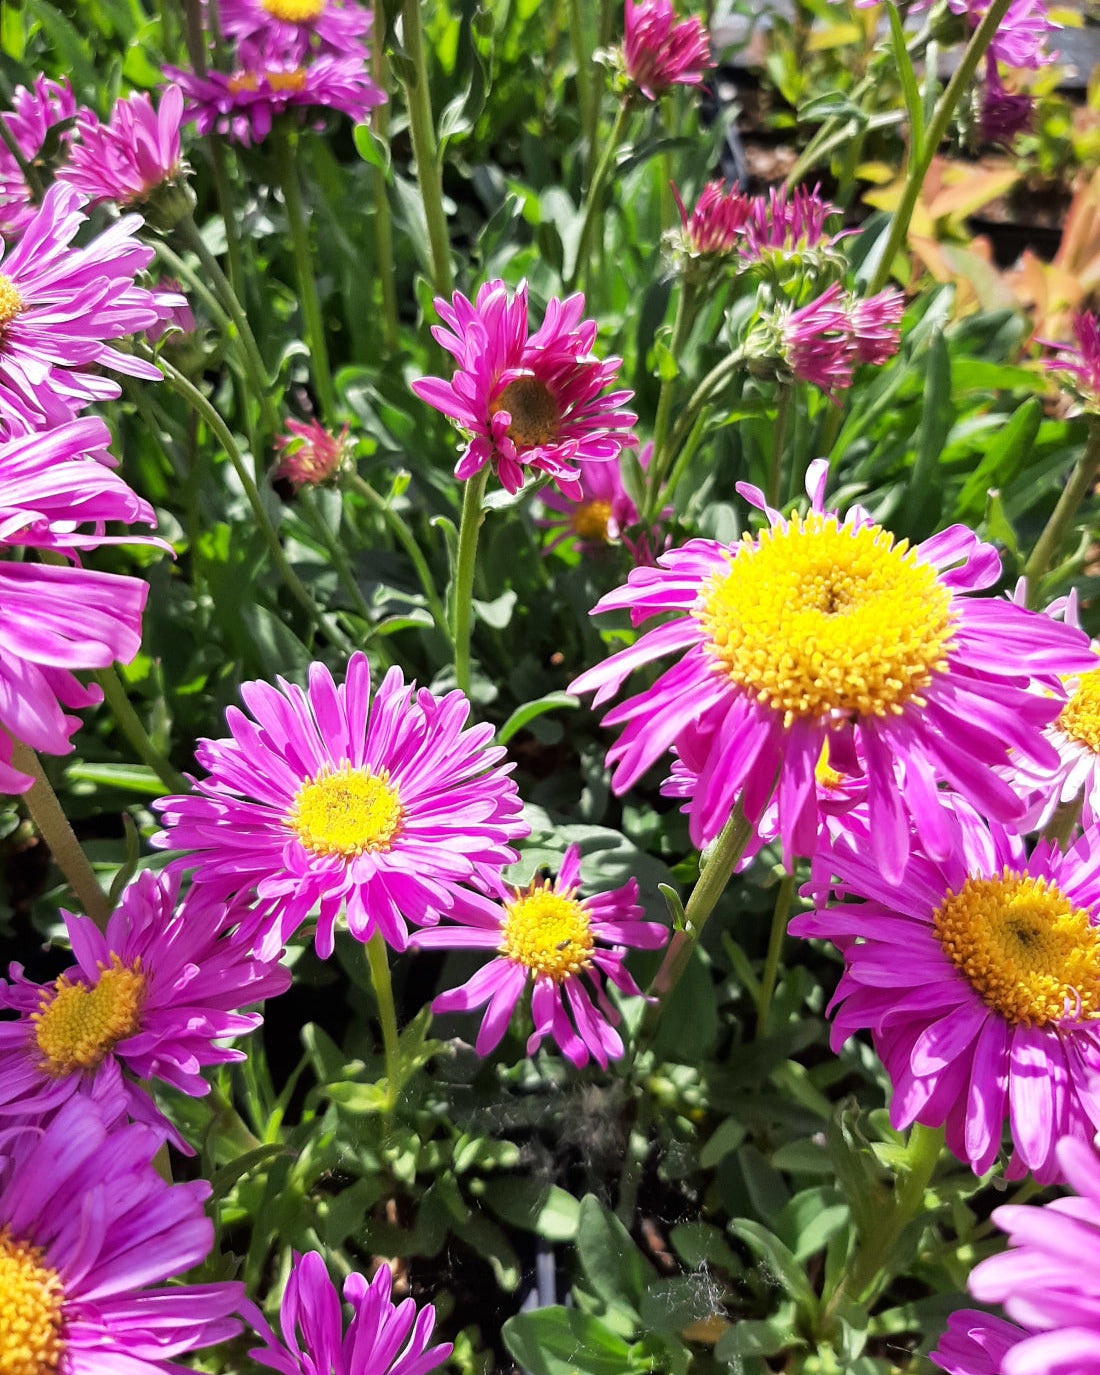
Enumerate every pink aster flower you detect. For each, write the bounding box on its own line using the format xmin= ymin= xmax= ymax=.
xmin=147 ymin=278 xmax=196 ymax=345
xmin=153 ymin=654 xmax=528 ymax=960
xmin=569 ymin=459 xmax=1094 ymax=880
xmin=949 ymin=0 xmax=1056 ymax=69
xmin=740 ymin=184 xmax=842 ymax=267
xmin=220 ymin=0 xmax=375 ymax=64
xmin=251 ymin=1250 xmax=452 ymax=1375
xmin=966 ymin=1135 xmax=1100 ymax=1372
xmin=0 ymin=76 xmax=92 ymax=241
xmin=60 ymin=85 xmax=191 ymax=228
xmin=850 ymin=288 xmax=905 ymax=365
xmin=622 ymin=0 xmax=713 ymax=100
xmin=0 ymin=868 xmax=289 ymax=1147
xmin=0 ymin=1094 xmax=246 ymax=1375
xmin=273 ymin=417 xmax=349 ymax=489
xmin=412 ymin=844 xmax=667 ymax=1069
xmin=537 ymin=444 xmax=667 ymax=563
xmin=673 ymin=180 xmax=752 ymax=258
xmin=981 ymin=60 xmax=1034 ymax=147
xmin=932 ymin=1311 xmax=1026 ymax=1375
xmin=792 ymin=814 xmax=1100 ymax=1183
xmin=0 ymin=181 xmax=163 ymax=435
xmin=412 ymin=279 xmax=637 ymax=498
xmin=778 ymin=283 xmax=858 ymax=401
xmin=1043 ymin=310 xmax=1100 ymax=411
xmin=0 ymin=417 xmax=156 ymax=794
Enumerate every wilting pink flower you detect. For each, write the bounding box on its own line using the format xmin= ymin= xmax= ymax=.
xmin=0 ymin=418 xmax=156 ymax=793
xmin=0 ymin=1095 xmax=247 ymax=1375
xmin=740 ymin=184 xmax=841 ymax=266
xmin=623 ymin=0 xmax=713 ymax=100
xmin=968 ymin=1135 xmax=1100 ymax=1371
xmin=0 ymin=181 xmax=163 ymax=435
xmin=674 ymin=180 xmax=752 ymax=257
xmin=273 ymin=417 xmax=349 ymax=489
xmin=794 ymin=814 xmax=1100 ymax=1183
xmin=932 ymin=1311 xmax=1026 ymax=1375
xmin=850 ymin=288 xmax=905 ymax=365
xmin=981 ymin=59 xmax=1034 ymax=147
xmin=779 ymin=283 xmax=857 ymax=401
xmin=154 ymin=654 xmax=528 ymax=959
xmin=412 ymin=279 xmax=637 ymax=498
xmin=0 ymin=869 xmax=289 ymax=1146
xmin=0 ymin=76 xmax=91 ymax=241
xmin=252 ymin=1250 xmax=451 ymax=1375
xmin=413 ymin=844 xmax=667 ymax=1068
xmin=1043 ymin=310 xmax=1100 ymax=411
xmin=949 ymin=0 xmax=1056 ymax=68
xmin=570 ymin=459 xmax=1094 ymax=878
xmin=220 ymin=0 xmax=375 ymax=64
xmin=537 ymin=444 xmax=666 ymax=563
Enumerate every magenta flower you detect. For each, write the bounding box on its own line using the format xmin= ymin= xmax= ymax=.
xmin=153 ymin=654 xmax=528 ymax=959
xmin=1043 ymin=310 xmax=1100 ymax=411
xmin=674 ymin=180 xmax=752 ymax=257
xmin=570 ymin=459 xmax=1094 ymax=879
xmin=0 ymin=76 xmax=91 ymax=241
xmin=740 ymin=185 xmax=841 ymax=267
xmin=537 ymin=444 xmax=666 ymax=563
xmin=220 ymin=0 xmax=375 ymax=63
xmin=0 ymin=1094 xmax=246 ymax=1375
xmin=779 ymin=283 xmax=858 ymax=401
xmin=60 ymin=85 xmax=190 ymax=225
xmin=948 ymin=0 xmax=1056 ymax=68
xmin=0 ymin=181 xmax=163 ymax=435
xmin=147 ymin=278 xmax=196 ymax=344
xmin=622 ymin=0 xmax=713 ymax=100
xmin=251 ymin=1250 xmax=452 ymax=1375
xmin=850 ymin=288 xmax=905 ymax=365
xmin=273 ymin=417 xmax=349 ymax=489
xmin=0 ymin=869 xmax=289 ymax=1146
xmin=932 ymin=1311 xmax=1026 ymax=1375
xmin=793 ymin=815 xmax=1100 ymax=1183
xmin=981 ymin=60 xmax=1034 ymax=147
xmin=412 ymin=844 xmax=667 ymax=1068
xmin=412 ymin=279 xmax=637 ymax=498
xmin=966 ymin=1135 xmax=1100 ymax=1372
xmin=0 ymin=417 xmax=156 ymax=794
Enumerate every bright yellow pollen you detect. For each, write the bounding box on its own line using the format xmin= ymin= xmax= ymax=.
xmin=571 ymin=500 xmax=613 ymax=542
xmin=814 ymin=738 xmax=845 ymax=791
xmin=1058 ymin=667 xmax=1100 ymax=754
xmin=696 ymin=513 xmax=956 ymax=725
xmin=262 ymin=0 xmax=324 ymax=20
xmin=33 ymin=956 xmax=146 ymax=1077
xmin=289 ymin=764 xmax=404 ymax=856
xmin=491 ymin=377 xmax=561 ymax=447
xmin=0 ymin=274 xmax=23 ymax=329
xmin=500 ymin=881 xmax=595 ymax=982
xmin=934 ymin=870 xmax=1100 ymax=1025
xmin=0 ymin=1228 xmax=64 ymax=1375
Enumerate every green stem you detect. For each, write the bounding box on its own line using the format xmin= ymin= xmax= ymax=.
xmin=614 ymin=1091 xmax=653 ymax=1227
xmin=642 ymin=280 xmax=699 ymax=524
xmin=273 ymin=126 xmax=336 ymax=421
xmin=756 ymin=871 xmax=796 ymax=1038
xmin=867 ymin=0 xmax=1017 ymax=295
xmin=297 ymin=488 xmax=374 ymax=625
xmin=9 ymin=738 xmax=111 ymax=928
xmin=93 ymin=666 xmax=189 ymax=794
xmin=568 ymin=0 xmax=593 ymax=178
xmin=767 ymin=385 xmax=793 ymax=510
xmin=583 ymin=0 xmax=613 ymax=184
xmin=662 ymin=346 xmax=747 ymax=467
xmin=1023 ymin=421 xmax=1100 ymax=607
xmin=348 ymin=472 xmax=450 ymax=639
xmin=208 ymin=139 xmax=246 ymax=300
xmin=366 ymin=932 xmax=402 ymax=1114
xmin=452 ymin=466 xmax=490 ymax=696
xmin=658 ymin=409 xmax=707 ymax=513
xmin=398 ymin=0 xmax=453 ymax=297
xmin=371 ymin=45 xmax=400 ymax=353
xmin=566 ymin=93 xmax=634 ymax=294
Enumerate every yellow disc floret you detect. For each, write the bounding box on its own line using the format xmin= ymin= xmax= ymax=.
xmin=289 ymin=764 xmax=404 ymax=856
xmin=571 ymin=500 xmax=613 ymax=542
xmin=33 ymin=956 xmax=146 ymax=1078
xmin=0 ymin=1228 xmax=64 ymax=1375
xmin=1058 ymin=666 xmax=1100 ymax=754
xmin=500 ymin=881 xmax=595 ymax=982
xmin=933 ymin=869 xmax=1100 ymax=1025
xmin=696 ymin=513 xmax=956 ymax=724
xmin=0 ymin=275 xmax=23 ymax=329
xmin=492 ymin=377 xmax=561 ymax=447
xmin=262 ymin=0 xmax=324 ymax=21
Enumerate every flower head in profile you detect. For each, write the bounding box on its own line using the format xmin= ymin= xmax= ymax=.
xmin=220 ymin=0 xmax=375 ymax=64
xmin=669 ymin=180 xmax=752 ymax=276
xmin=154 ymin=654 xmax=528 ymax=959
xmin=949 ymin=0 xmax=1056 ymax=69
xmin=0 ymin=869 xmax=289 ymax=1146
xmin=622 ymin=0 xmax=713 ymax=100
xmin=413 ymin=844 xmax=667 ymax=1068
xmin=981 ymin=60 xmax=1034 ymax=148
xmin=412 ymin=279 xmax=637 ymax=498
xmin=273 ymin=417 xmax=350 ymax=489
xmin=0 ymin=418 xmax=157 ymax=794
xmin=777 ymin=283 xmax=858 ymax=401
xmin=932 ymin=1311 xmax=1026 ymax=1375
xmin=793 ymin=814 xmax=1100 ymax=1183
xmin=740 ymin=185 xmax=843 ymax=276
xmin=251 ymin=1250 xmax=452 ymax=1375
xmin=1043 ymin=310 xmax=1100 ymax=412
xmin=60 ymin=85 xmax=193 ymax=228
xmin=570 ymin=460 xmax=1094 ymax=879
xmin=850 ymin=288 xmax=905 ymax=364
xmin=0 ymin=1095 xmax=246 ymax=1375
xmin=147 ymin=277 xmax=196 ymax=344
xmin=0 ymin=76 xmax=91 ymax=241
xmin=537 ymin=445 xmax=667 ymax=563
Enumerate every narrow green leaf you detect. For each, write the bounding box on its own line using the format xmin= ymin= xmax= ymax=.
xmin=499 ymin=692 xmax=580 ymax=746
xmin=727 ymin=1219 xmax=818 ymax=1320
xmin=954 ymin=397 xmax=1042 ymax=520
xmin=503 ymin=1308 xmax=634 ymax=1375
xmin=886 ymin=2 xmax=924 ymax=153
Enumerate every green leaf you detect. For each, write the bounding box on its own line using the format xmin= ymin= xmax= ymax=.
xmin=773 ymin=1186 xmax=851 ymax=1262
xmin=714 ymin=1305 xmax=805 ymax=1361
xmin=453 ymin=1135 xmax=522 ymax=1173
xmin=353 ymin=123 xmax=392 ymax=172
xmin=640 ymin=1275 xmax=724 ymax=1334
xmin=727 ymin=1219 xmax=818 ymax=1321
xmin=576 ymin=1194 xmax=655 ymax=1314
xmin=503 ymin=1308 xmax=634 ymax=1375
xmin=209 ymin=1145 xmax=290 ymax=1202
xmin=886 ymin=2 xmax=924 ymax=153
xmin=483 ymin=1178 xmax=581 ymax=1241
xmin=953 ymin=397 xmax=1042 ymax=521
xmin=905 ymin=330 xmax=952 ymax=535
xmin=498 ymin=692 xmax=580 ymax=746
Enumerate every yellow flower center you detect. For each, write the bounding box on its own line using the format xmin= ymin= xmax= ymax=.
xmin=0 ymin=1228 xmax=64 ymax=1375
xmin=33 ymin=956 xmax=146 ymax=1077
xmin=1058 ymin=666 xmax=1100 ymax=754
xmin=571 ymin=500 xmax=613 ymax=542
xmin=227 ymin=72 xmax=259 ymax=93
xmin=696 ymin=513 xmax=956 ymax=724
xmin=492 ymin=377 xmax=561 ymax=447
xmin=500 ymin=881 xmax=595 ymax=982
xmin=0 ymin=274 xmax=24 ymax=329
xmin=266 ymin=69 xmax=308 ymax=93
xmin=289 ymin=764 xmax=404 ymax=856
xmin=262 ymin=0 xmax=324 ymax=20
xmin=933 ymin=870 xmax=1100 ymax=1025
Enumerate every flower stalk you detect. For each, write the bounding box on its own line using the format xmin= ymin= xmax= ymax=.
xmin=92 ymin=666 xmax=190 ymax=795
xmin=1024 ymin=420 xmax=1100 ymax=607
xmin=452 ymin=466 xmax=490 ymax=696
xmin=756 ymin=870 xmax=796 ymax=1037
xmin=397 ymin=0 xmax=453 ymax=298
xmin=566 ymin=92 xmax=635 ymax=294
xmin=366 ymin=932 xmax=402 ymax=1115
